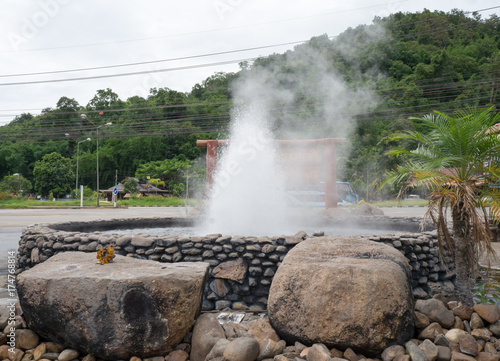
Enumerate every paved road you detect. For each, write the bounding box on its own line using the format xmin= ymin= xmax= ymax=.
xmin=0 ymin=207 xmax=192 ymax=268
xmin=0 ymin=206 xmax=428 ymax=227
xmin=0 ymin=207 xmax=191 ymax=227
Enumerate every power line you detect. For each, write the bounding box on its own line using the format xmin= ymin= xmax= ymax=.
xmin=0 ymin=74 xmax=496 ymax=132
xmin=0 ymin=100 xmax=233 ymax=117
xmin=464 ymin=5 xmax=500 ymax=14
xmin=1 ymin=90 xmax=496 ymax=142
xmin=1 ymin=74 xmax=496 ymax=126
xmin=0 ymin=11 xmax=497 ymax=88
xmin=1 ymin=6 xmax=497 ymax=85
xmin=0 ymin=8 xmax=498 ymax=129
xmin=0 ymin=40 xmax=308 ymax=78
xmin=0 ymin=58 xmax=256 ymax=87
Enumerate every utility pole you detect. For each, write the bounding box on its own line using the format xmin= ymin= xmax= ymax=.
xmin=114 ymin=169 xmax=118 ymax=207
xmin=366 ymin=165 xmax=369 ymax=202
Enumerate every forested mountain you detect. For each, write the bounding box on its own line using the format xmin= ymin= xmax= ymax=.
xmin=0 ymin=9 xmax=499 ymax=199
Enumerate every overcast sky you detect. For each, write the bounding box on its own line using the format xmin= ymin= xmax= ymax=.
xmin=0 ymin=0 xmax=498 ymax=126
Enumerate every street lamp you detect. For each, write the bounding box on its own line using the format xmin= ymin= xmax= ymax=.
xmin=81 ymin=114 xmax=112 ymax=207
xmin=76 ymin=138 xmax=91 ymax=197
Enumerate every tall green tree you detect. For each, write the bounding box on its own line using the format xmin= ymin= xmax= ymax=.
xmin=0 ymin=174 xmax=32 ymax=195
xmin=384 ymin=108 xmax=500 ymax=305
xmin=87 ymin=88 xmax=124 ymax=110
xmin=33 ymin=152 xmax=74 ymax=198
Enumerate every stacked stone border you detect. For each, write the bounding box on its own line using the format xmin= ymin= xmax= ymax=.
xmin=16 ymin=216 xmax=455 ymax=311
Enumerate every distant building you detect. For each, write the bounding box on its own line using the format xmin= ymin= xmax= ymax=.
xmin=101 ymin=177 xmax=170 ymax=201
xmin=486 ymin=123 xmax=500 ymax=135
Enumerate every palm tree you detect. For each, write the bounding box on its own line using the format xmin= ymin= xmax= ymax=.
xmin=384 ymin=107 xmax=500 ymax=306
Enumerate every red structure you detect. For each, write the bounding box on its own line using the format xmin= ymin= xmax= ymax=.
xmin=196 ymin=138 xmax=346 ymax=208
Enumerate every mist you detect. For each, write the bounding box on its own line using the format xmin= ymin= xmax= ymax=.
xmin=199 ymin=36 xmax=381 ymax=235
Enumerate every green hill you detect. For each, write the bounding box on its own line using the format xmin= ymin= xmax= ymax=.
xmin=0 ymin=9 xmax=498 ymax=199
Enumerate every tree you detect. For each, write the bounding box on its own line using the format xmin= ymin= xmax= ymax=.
xmin=135 ymin=156 xmax=205 ymax=197
xmin=9 ymin=113 xmax=33 ymax=126
xmin=178 ymin=161 xmax=205 ymax=200
xmin=87 ymin=88 xmax=123 ymax=110
xmin=481 ymin=52 xmax=500 ymax=106
xmin=56 ymin=96 xmax=80 ymax=112
xmin=0 ymin=174 xmax=32 ymax=196
xmin=384 ymin=107 xmax=500 ymax=305
xmin=149 ymin=178 xmax=166 ymax=189
xmin=86 ymin=88 xmax=125 ymax=119
xmin=33 ymin=152 xmax=74 ymax=198
xmin=149 ymin=87 xmax=188 ymax=118
xmin=123 ymin=178 xmax=140 ymax=196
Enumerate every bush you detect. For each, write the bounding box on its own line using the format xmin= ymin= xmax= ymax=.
xmin=71 ymin=186 xmax=95 ymax=199
xmin=123 ymin=178 xmax=140 ymax=195
xmin=0 ymin=174 xmax=32 ymax=195
xmin=119 ymin=196 xmax=199 ymax=207
xmin=0 ymin=192 xmax=17 ymax=200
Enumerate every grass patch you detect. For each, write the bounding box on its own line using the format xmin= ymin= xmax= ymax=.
xmin=0 ymin=196 xmax=427 ymax=209
xmin=0 ymin=199 xmax=99 ymax=208
xmin=119 ymin=196 xmax=199 ymax=207
xmin=0 ymin=196 xmax=200 ymax=208
xmin=369 ymin=199 xmax=429 ymax=207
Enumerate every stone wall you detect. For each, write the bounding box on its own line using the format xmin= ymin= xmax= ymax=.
xmin=16 ymin=217 xmax=455 ymax=311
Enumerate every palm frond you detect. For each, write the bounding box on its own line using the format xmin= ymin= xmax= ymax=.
xmin=384 ymin=107 xmax=500 ymax=297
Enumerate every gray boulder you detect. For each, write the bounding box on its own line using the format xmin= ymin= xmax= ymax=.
xmin=458 ymin=333 xmax=479 ymax=357
xmin=306 ymin=343 xmax=333 ymax=361
xmin=415 ymin=299 xmax=455 ymax=329
xmin=382 ymin=345 xmax=406 ymax=361
xmin=257 ymin=339 xmax=284 ymax=361
xmin=419 ymin=339 xmax=438 ymax=361
xmin=190 ymin=313 xmax=226 ymax=361
xmin=268 ymin=236 xmax=414 ymax=355
xmin=223 ymin=337 xmax=260 ymax=361
xmin=405 ymin=341 xmax=426 ymax=361
xmin=16 ymin=252 xmax=209 ymax=360
xmin=489 ymin=320 xmax=500 ymax=337
xmin=204 ymin=338 xmax=230 ymax=361
xmin=474 ymin=304 xmax=500 ymax=324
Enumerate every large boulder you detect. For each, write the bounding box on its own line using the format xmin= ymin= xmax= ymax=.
xmin=16 ymin=252 xmax=209 ymax=360
xmin=268 ymin=236 xmax=414 ymax=355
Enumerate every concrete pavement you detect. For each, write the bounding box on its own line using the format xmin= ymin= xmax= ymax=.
xmin=0 ymin=206 xmax=428 ymax=228
xmin=0 ymin=206 xmax=190 ymax=227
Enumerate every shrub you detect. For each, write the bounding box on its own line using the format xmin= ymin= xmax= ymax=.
xmin=71 ymin=186 xmax=95 ymax=199
xmin=0 ymin=192 xmax=17 ymax=201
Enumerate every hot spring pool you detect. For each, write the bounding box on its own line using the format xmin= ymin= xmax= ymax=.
xmin=101 ymin=226 xmax=403 ymax=237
